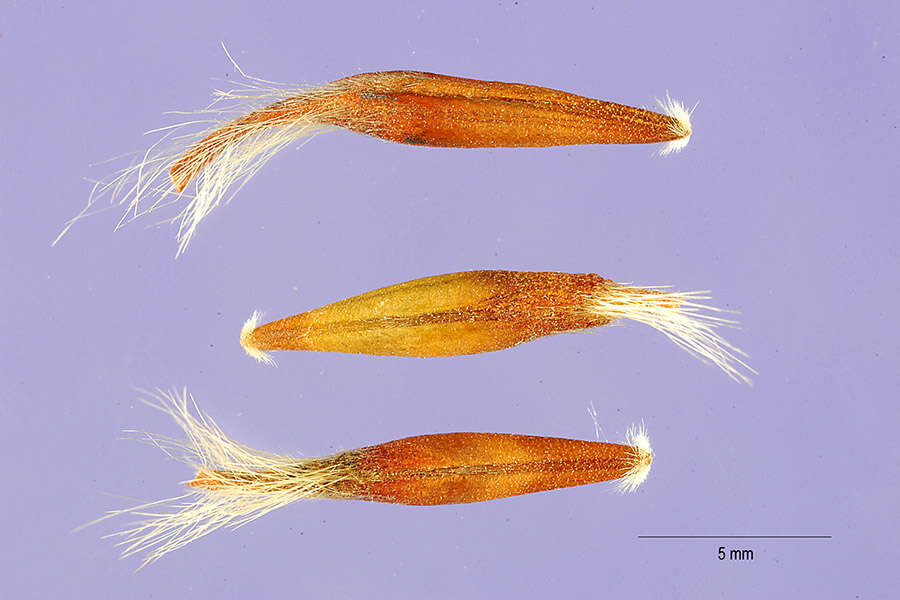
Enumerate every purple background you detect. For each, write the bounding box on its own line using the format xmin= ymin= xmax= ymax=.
xmin=3 ymin=1 xmax=898 ymax=597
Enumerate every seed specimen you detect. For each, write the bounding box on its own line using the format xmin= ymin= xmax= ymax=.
xmin=240 ymin=270 xmax=753 ymax=384
xmin=88 ymin=389 xmax=653 ymax=567
xmin=55 ymin=50 xmax=694 ymax=254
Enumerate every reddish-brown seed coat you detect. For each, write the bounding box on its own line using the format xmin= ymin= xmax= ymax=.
xmin=334 ymin=433 xmax=638 ymax=505
xmin=170 ymin=71 xmax=684 ymax=191
xmin=190 ymin=433 xmax=640 ymax=505
xmin=331 ymin=71 xmax=681 ymax=148
xmin=244 ymin=271 xmax=616 ymax=357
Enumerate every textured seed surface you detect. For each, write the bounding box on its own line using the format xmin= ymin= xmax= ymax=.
xmin=245 ymin=271 xmax=614 ymax=356
xmin=333 ymin=433 xmax=639 ymax=505
xmin=329 ymin=71 xmax=684 ymax=148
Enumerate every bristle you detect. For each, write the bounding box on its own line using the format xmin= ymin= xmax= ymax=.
xmin=617 ymin=422 xmax=653 ymax=493
xmin=590 ymin=284 xmax=755 ymax=384
xmin=54 ymin=52 xmax=341 ymax=256
xmin=656 ymin=93 xmax=694 ymax=155
xmin=240 ymin=310 xmax=275 ymax=366
xmin=92 ymin=388 xmax=350 ymax=568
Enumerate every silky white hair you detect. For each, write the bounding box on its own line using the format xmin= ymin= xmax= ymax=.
xmin=588 ymin=284 xmax=754 ymax=384
xmin=53 ymin=46 xmax=353 ymax=256
xmin=78 ymin=388 xmax=355 ymax=569
xmin=617 ymin=422 xmax=654 ymax=493
xmin=656 ymin=93 xmax=695 ymax=155
xmin=240 ymin=310 xmax=276 ymax=365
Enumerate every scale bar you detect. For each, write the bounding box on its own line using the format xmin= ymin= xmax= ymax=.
xmin=639 ymin=535 xmax=831 ymax=539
